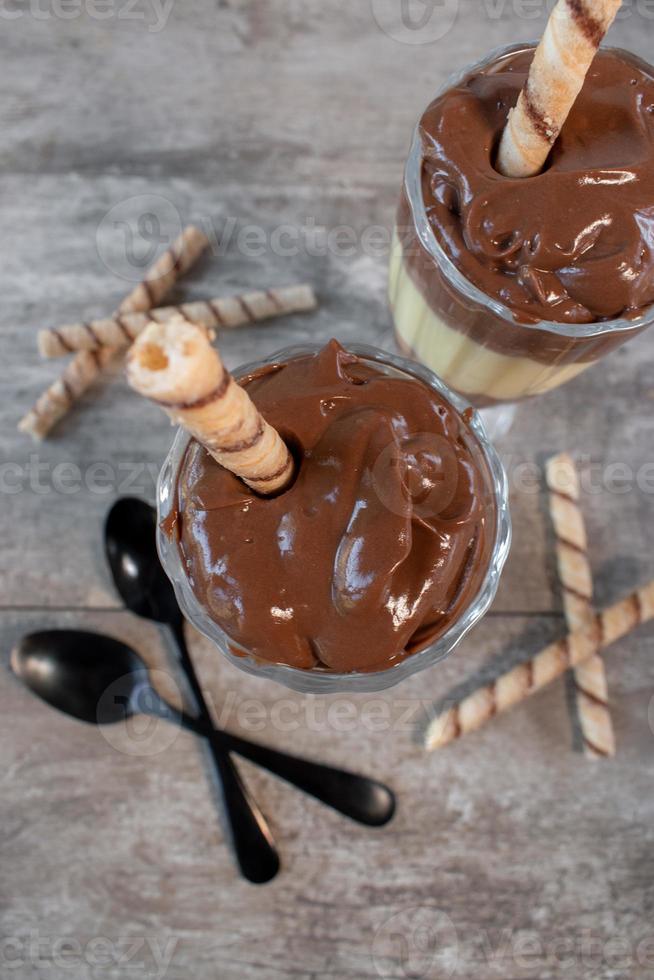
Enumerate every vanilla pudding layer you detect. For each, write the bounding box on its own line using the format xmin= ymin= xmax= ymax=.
xmin=389 ymin=235 xmax=589 ymax=403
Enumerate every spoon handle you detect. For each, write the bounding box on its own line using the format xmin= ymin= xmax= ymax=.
xmin=216 ymin=730 xmax=396 ymax=828
xmin=206 ymin=751 xmax=280 ymax=884
xmin=165 ymin=700 xmax=395 ymax=827
xmin=165 ymin=621 xmax=280 ymax=883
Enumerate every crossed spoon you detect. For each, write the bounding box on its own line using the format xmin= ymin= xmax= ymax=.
xmin=10 ymin=498 xmax=395 ymax=885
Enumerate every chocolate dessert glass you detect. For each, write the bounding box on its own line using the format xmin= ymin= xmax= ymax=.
xmin=390 ymin=44 xmax=654 ymax=407
xmin=157 ymin=342 xmax=511 ymax=694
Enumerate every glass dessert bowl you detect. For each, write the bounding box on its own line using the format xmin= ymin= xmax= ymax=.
xmin=157 ymin=341 xmax=511 ymax=694
xmin=390 ymin=43 xmax=654 ymax=407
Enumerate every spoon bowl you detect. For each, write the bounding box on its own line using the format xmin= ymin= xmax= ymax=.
xmin=105 ymin=497 xmax=178 ymax=624
xmin=11 ymin=630 xmax=149 ymax=726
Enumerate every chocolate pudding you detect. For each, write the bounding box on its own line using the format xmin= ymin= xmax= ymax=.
xmin=170 ymin=341 xmax=499 ymax=674
xmin=390 ymin=45 xmax=654 ymax=403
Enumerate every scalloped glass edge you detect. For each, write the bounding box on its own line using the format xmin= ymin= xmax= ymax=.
xmin=157 ymin=343 xmax=512 ymax=694
xmin=404 ymin=42 xmax=654 ymax=341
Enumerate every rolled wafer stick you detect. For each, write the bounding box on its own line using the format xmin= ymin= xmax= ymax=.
xmin=497 ymin=0 xmax=622 ymax=178
xmin=116 ymin=224 xmax=210 ymax=314
xmin=19 ymin=225 xmax=209 ymax=440
xmin=127 ymin=316 xmax=295 ymax=495
xmin=546 ymin=453 xmax=615 ymax=758
xmin=38 ymin=284 xmax=317 ymax=359
xmin=18 ymin=349 xmax=117 ymax=440
xmin=425 ymin=580 xmax=654 ymax=751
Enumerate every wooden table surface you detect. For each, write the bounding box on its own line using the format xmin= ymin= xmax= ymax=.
xmin=2 ymin=4 xmax=653 ymax=978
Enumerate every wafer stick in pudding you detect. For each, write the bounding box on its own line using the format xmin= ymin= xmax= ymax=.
xmin=38 ymin=284 xmax=317 ymax=358
xmin=546 ymin=453 xmax=615 ymax=758
xmin=127 ymin=316 xmax=295 ymax=495
xmin=424 ymin=580 xmax=654 ymax=751
xmin=19 ymin=225 xmax=209 ymax=440
xmin=497 ymin=0 xmax=623 ymax=178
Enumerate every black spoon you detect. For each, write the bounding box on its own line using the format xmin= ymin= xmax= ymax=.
xmin=103 ymin=505 xmax=279 ymax=884
xmin=22 ymin=627 xmax=279 ymax=882
xmin=12 ymin=630 xmax=396 ymax=827
xmin=104 ymin=497 xmax=395 ymax=826
xmin=10 ymin=629 xmax=278 ymax=881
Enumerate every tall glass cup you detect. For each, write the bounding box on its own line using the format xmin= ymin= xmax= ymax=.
xmin=389 ymin=44 xmax=654 ymax=408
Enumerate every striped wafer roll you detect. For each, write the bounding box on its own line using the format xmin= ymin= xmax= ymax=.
xmin=127 ymin=316 xmax=295 ymax=495
xmin=497 ymin=0 xmax=623 ymax=178
xmin=38 ymin=284 xmax=317 ymax=359
xmin=546 ymin=453 xmax=615 ymax=758
xmin=425 ymin=580 xmax=654 ymax=751
xmin=19 ymin=226 xmax=209 ymax=440
xmin=116 ymin=224 xmax=210 ymax=313
xmin=18 ymin=349 xmax=117 ymax=440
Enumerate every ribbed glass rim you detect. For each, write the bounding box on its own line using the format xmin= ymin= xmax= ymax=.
xmin=403 ymin=41 xmax=653 ymax=340
xmin=156 ymin=342 xmax=512 ymax=694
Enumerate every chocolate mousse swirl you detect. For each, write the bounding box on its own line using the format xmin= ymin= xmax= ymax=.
xmin=419 ymin=46 xmax=654 ymax=324
xmin=174 ymin=341 xmax=497 ymax=673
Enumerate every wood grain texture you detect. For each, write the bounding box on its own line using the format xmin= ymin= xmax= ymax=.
xmin=1 ymin=3 xmax=653 ymax=978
